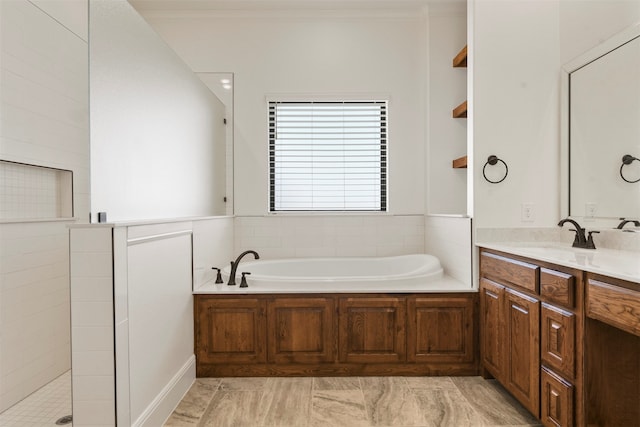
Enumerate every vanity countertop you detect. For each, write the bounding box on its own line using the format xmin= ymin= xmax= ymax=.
xmin=477 ymin=242 xmax=640 ymax=284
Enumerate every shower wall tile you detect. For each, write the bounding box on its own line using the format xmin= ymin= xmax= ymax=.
xmin=234 ymin=215 xmax=425 ymax=259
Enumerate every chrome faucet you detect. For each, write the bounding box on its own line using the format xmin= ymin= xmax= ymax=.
xmin=228 ymin=250 xmax=260 ymax=286
xmin=617 ymin=219 xmax=640 ymax=230
xmin=558 ymin=218 xmax=598 ymax=249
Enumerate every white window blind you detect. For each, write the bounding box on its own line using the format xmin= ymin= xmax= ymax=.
xmin=269 ymin=101 xmax=387 ymax=212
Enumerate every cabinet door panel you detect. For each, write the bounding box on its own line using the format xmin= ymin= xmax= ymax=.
xmin=195 ymin=297 xmax=266 ymax=364
xmin=339 ymin=297 xmax=406 ymax=363
xmin=541 ymin=367 xmax=574 ymax=427
xmin=407 ymin=296 xmax=475 ymax=363
xmin=541 ymin=303 xmax=575 ymax=380
xmin=504 ymin=288 xmax=540 ymax=417
xmin=268 ymin=298 xmax=335 ymax=364
xmin=480 ymin=279 xmax=504 ymax=379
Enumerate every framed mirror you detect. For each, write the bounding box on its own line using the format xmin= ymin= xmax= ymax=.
xmin=561 ymin=23 xmax=640 ymax=224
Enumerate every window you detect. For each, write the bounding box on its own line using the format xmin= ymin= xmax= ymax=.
xmin=269 ymin=100 xmax=387 ymax=212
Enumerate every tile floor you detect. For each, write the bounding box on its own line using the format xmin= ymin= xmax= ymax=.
xmin=164 ymin=376 xmax=542 ymax=427
xmin=0 ymin=371 xmax=72 ymax=427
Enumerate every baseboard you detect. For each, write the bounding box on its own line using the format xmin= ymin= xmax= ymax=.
xmin=132 ymin=355 xmax=195 ymax=427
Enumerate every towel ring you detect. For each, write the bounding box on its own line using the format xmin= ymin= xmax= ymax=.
xmin=482 ymin=155 xmax=508 ymax=184
xmin=620 ymin=154 xmax=640 ymax=183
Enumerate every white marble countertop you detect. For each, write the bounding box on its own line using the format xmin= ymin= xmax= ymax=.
xmin=477 ymin=241 xmax=640 ymax=284
xmin=194 ymin=274 xmax=475 ymax=294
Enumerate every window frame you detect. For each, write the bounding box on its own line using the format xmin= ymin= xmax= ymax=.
xmin=268 ymin=99 xmax=388 ymax=213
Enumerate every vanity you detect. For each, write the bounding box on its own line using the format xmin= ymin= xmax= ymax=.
xmin=477 ymin=243 xmax=639 ymax=427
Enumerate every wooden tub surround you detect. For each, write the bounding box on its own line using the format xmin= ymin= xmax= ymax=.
xmin=479 ymin=247 xmax=640 ymax=427
xmin=195 ymin=293 xmax=478 ymax=377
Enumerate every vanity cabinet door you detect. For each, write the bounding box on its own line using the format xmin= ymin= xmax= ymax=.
xmin=407 ymin=295 xmax=475 ymax=363
xmin=480 ymin=279 xmax=505 ymax=379
xmin=267 ymin=297 xmax=335 ymax=364
xmin=338 ymin=297 xmax=406 ymax=363
xmin=541 ymin=303 xmax=575 ymax=380
xmin=504 ymin=287 xmax=540 ymax=417
xmin=195 ymin=296 xmax=267 ymax=365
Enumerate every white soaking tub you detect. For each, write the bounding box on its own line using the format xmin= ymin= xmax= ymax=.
xmin=195 ymin=254 xmax=472 ymax=293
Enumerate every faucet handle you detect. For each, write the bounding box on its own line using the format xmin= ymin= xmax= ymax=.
xmin=240 ymin=272 xmax=251 ymax=288
xmin=586 ymin=231 xmax=600 ymax=249
xmin=211 ymin=267 xmax=224 ymax=284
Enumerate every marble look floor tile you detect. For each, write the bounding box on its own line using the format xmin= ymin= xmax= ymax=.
xmin=413 ymin=388 xmax=485 ymax=427
xmin=219 ymin=377 xmax=270 ymax=391
xmin=163 ymin=379 xmax=220 ymax=426
xmin=199 ymin=390 xmax=265 ymax=427
xmin=359 ymin=376 xmax=409 ymax=390
xmin=362 ymin=381 xmax=425 ymax=426
xmin=451 ymin=377 xmax=539 ymax=426
xmin=313 ymin=377 xmax=362 ymax=391
xmin=404 ymin=376 xmax=457 ymax=391
xmin=258 ymin=378 xmax=313 ymax=426
xmin=310 ymin=390 xmax=370 ymax=427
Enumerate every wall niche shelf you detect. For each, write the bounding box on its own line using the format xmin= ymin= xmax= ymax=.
xmin=452 ymin=45 xmax=467 ymax=68
xmin=452 ymin=100 xmax=467 ymax=118
xmin=452 ymin=156 xmax=468 ymax=169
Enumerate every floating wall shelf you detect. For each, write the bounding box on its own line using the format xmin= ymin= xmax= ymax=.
xmin=452 ymin=45 xmax=468 ymax=68
xmin=452 ymin=100 xmax=467 ymax=118
xmin=452 ymin=156 xmax=468 ymax=169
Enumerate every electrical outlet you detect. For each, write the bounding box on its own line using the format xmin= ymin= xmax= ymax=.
xmin=585 ymin=202 xmax=597 ymax=218
xmin=521 ymin=203 xmax=535 ymax=222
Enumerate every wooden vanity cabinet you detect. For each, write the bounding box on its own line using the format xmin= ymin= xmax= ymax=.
xmin=479 ymin=249 xmax=584 ymax=426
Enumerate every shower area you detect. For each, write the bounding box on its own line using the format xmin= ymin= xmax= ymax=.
xmin=0 ymin=0 xmax=89 ymax=424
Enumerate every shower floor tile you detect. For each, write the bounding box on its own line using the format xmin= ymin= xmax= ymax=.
xmin=0 ymin=371 xmax=72 ymax=427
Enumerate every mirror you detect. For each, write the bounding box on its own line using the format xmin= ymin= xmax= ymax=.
xmin=561 ymin=23 xmax=640 ymax=223
xmin=197 ymin=72 xmax=234 ymax=216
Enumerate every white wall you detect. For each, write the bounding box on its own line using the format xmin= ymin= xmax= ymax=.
xmin=426 ymin=3 xmax=467 ymax=215
xmin=0 ymin=0 xmax=88 ymax=411
xmin=471 ymin=0 xmax=640 ymax=230
xmin=137 ymin=7 xmax=427 ymax=216
xmin=89 ymin=0 xmax=227 ymax=222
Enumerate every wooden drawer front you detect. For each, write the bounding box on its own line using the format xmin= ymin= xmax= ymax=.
xmin=481 ymin=251 xmax=540 ymax=293
xmin=541 ymin=368 xmax=574 ymax=427
xmin=541 ymin=268 xmax=575 ymax=309
xmin=587 ymin=279 xmax=640 ymax=337
xmin=268 ymin=298 xmax=335 ymax=364
xmin=541 ymin=303 xmax=575 ymax=380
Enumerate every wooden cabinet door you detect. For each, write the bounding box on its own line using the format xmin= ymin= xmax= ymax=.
xmin=338 ymin=297 xmax=406 ymax=363
xmin=267 ymin=297 xmax=335 ymax=364
xmin=541 ymin=303 xmax=575 ymax=380
xmin=407 ymin=295 xmax=475 ymax=363
xmin=541 ymin=367 xmax=574 ymax=427
xmin=480 ymin=278 xmax=505 ymax=379
xmin=195 ymin=297 xmax=266 ymax=364
xmin=504 ymin=287 xmax=540 ymax=417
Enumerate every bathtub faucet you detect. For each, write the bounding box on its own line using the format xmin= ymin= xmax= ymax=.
xmin=228 ymin=250 xmax=260 ymax=286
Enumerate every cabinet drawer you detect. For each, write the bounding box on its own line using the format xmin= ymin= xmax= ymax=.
xmin=541 ymin=268 xmax=575 ymax=309
xmin=541 ymin=367 xmax=574 ymax=427
xmin=481 ymin=251 xmax=539 ymax=293
xmin=541 ymin=303 xmax=575 ymax=380
xmin=587 ymin=279 xmax=640 ymax=337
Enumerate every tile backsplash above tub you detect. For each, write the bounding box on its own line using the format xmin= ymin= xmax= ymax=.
xmin=234 ymin=215 xmax=425 ymax=259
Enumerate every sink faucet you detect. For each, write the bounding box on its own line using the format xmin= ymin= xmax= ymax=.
xmin=228 ymin=250 xmax=260 ymax=286
xmin=558 ymin=218 xmax=597 ymax=249
xmin=617 ymin=219 xmax=640 ymax=230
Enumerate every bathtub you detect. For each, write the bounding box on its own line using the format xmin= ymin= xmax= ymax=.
xmin=196 ymin=254 xmax=472 ymax=293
